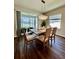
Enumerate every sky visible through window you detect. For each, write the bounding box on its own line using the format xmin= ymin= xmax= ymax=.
xmin=49 ymin=14 xmax=62 ymax=29
xmin=21 ymin=15 xmax=37 ymax=29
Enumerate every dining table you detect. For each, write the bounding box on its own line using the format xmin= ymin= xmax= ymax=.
xmin=22 ymin=28 xmax=46 ymax=41
xmin=30 ymin=28 xmax=46 ymax=35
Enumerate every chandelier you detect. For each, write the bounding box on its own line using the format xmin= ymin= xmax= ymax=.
xmin=39 ymin=0 xmax=48 ymax=20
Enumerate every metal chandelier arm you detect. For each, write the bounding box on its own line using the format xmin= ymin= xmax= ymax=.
xmin=41 ymin=0 xmax=45 ymax=4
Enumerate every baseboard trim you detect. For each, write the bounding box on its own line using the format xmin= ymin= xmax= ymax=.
xmin=56 ymin=35 xmax=65 ymax=39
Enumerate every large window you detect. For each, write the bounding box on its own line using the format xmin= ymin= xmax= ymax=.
xmin=21 ymin=15 xmax=37 ymax=29
xmin=49 ymin=14 xmax=62 ymax=29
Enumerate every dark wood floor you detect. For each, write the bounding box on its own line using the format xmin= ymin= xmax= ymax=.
xmin=14 ymin=36 xmax=65 ymax=59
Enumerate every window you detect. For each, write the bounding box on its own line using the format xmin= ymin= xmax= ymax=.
xmin=21 ymin=15 xmax=37 ymax=29
xmin=49 ymin=14 xmax=62 ymax=29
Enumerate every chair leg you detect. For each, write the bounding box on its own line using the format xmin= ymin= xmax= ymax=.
xmin=51 ymin=39 xmax=52 ymax=46
xmin=50 ymin=37 xmax=52 ymax=46
xmin=54 ymin=35 xmax=55 ymax=43
xmin=43 ymin=43 xmax=45 ymax=48
xmin=47 ymin=40 xmax=49 ymax=46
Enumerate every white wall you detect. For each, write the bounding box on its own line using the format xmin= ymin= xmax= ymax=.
xmin=14 ymin=9 xmax=17 ymax=36
xmin=14 ymin=5 xmax=40 ymax=16
xmin=46 ymin=5 xmax=65 ymax=37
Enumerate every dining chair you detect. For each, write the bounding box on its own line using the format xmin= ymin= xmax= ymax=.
xmin=19 ymin=28 xmax=35 ymax=47
xmin=50 ymin=27 xmax=57 ymax=44
xmin=23 ymin=32 xmax=36 ymax=47
xmin=35 ymin=28 xmax=52 ymax=48
xmin=17 ymin=28 xmax=35 ymax=47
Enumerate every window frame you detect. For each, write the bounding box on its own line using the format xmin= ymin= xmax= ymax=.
xmin=21 ymin=14 xmax=37 ymax=29
xmin=49 ymin=14 xmax=62 ymax=29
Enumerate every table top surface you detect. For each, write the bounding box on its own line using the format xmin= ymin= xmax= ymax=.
xmin=14 ymin=28 xmax=46 ymax=40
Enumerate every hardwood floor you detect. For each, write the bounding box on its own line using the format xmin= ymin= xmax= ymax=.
xmin=14 ymin=36 xmax=65 ymax=59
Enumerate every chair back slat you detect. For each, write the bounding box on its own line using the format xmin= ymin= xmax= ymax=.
xmin=44 ymin=28 xmax=51 ymax=42
xmin=52 ymin=27 xmax=57 ymax=35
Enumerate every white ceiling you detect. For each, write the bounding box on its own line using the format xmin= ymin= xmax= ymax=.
xmin=14 ymin=0 xmax=65 ymax=13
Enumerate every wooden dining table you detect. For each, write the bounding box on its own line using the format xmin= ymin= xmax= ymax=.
xmin=30 ymin=28 xmax=46 ymax=35
xmin=23 ymin=28 xmax=46 ymax=41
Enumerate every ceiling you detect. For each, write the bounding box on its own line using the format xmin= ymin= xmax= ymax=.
xmin=14 ymin=0 xmax=65 ymax=13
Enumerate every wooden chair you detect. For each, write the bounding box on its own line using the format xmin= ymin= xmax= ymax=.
xmin=35 ymin=28 xmax=52 ymax=48
xmin=23 ymin=33 xmax=36 ymax=47
xmin=19 ymin=28 xmax=35 ymax=47
xmin=50 ymin=27 xmax=57 ymax=44
xmin=17 ymin=28 xmax=35 ymax=49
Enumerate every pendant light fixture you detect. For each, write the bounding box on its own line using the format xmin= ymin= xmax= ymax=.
xmin=39 ymin=0 xmax=48 ymax=20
